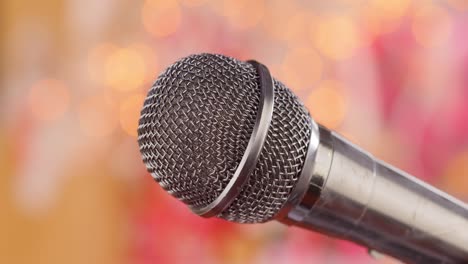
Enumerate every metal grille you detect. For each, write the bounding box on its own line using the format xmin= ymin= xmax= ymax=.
xmin=138 ymin=53 xmax=313 ymax=223
xmin=220 ymin=79 xmax=312 ymax=223
xmin=138 ymin=53 xmax=260 ymax=208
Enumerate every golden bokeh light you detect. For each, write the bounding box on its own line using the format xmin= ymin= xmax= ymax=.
xmin=104 ymin=48 xmax=146 ymax=92
xmin=87 ymin=43 xmax=118 ymax=86
xmin=362 ymin=0 xmax=411 ymax=34
xmin=281 ymin=48 xmax=323 ymax=91
xmin=412 ymin=4 xmax=453 ymax=47
xmin=261 ymin=1 xmax=299 ymax=40
xmin=142 ymin=0 xmax=181 ymax=38
xmin=119 ymin=93 xmax=145 ymax=137
xmin=28 ymin=79 xmax=70 ymax=122
xmin=181 ymin=0 xmax=208 ymax=7
xmin=306 ymin=79 xmax=347 ymax=129
xmin=284 ymin=11 xmax=317 ymax=47
xmin=335 ymin=0 xmax=367 ymax=6
xmin=220 ymin=0 xmax=265 ymax=30
xmin=312 ymin=15 xmax=360 ymax=60
xmin=128 ymin=42 xmax=158 ymax=84
xmin=78 ymin=94 xmax=118 ymax=138
xmin=441 ymin=151 xmax=468 ymax=198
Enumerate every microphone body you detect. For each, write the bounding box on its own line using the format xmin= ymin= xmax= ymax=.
xmin=137 ymin=53 xmax=468 ymax=264
xmin=279 ymin=125 xmax=468 ymax=263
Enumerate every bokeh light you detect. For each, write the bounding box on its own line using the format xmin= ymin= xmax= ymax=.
xmin=28 ymin=79 xmax=70 ymax=122
xmin=284 ymin=11 xmax=317 ymax=47
xmin=119 ymin=93 xmax=145 ymax=137
xmin=104 ymin=48 xmax=147 ymax=92
xmin=306 ymin=79 xmax=347 ymax=129
xmin=261 ymin=1 xmax=299 ymax=41
xmin=128 ymin=42 xmax=159 ymax=84
xmin=412 ymin=4 xmax=453 ymax=47
xmin=219 ymin=0 xmax=265 ymax=30
xmin=441 ymin=151 xmax=468 ymax=198
xmin=180 ymin=0 xmax=208 ymax=7
xmin=78 ymin=93 xmax=118 ymax=138
xmin=281 ymin=48 xmax=323 ymax=91
xmin=142 ymin=0 xmax=181 ymax=38
xmin=313 ymin=15 xmax=360 ymax=60
xmin=87 ymin=43 xmax=118 ymax=86
xmin=362 ymin=0 xmax=411 ymax=34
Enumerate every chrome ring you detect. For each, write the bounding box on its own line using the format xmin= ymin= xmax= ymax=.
xmin=190 ymin=60 xmax=275 ymax=217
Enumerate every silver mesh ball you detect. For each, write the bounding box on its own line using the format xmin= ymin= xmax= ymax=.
xmin=138 ymin=53 xmax=313 ymax=223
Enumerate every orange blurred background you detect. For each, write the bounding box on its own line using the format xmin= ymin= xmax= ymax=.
xmin=1 ymin=0 xmax=467 ymax=263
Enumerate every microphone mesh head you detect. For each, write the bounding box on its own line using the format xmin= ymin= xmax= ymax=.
xmin=138 ymin=53 xmax=313 ymax=223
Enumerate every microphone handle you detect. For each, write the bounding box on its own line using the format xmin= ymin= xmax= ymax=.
xmin=280 ymin=125 xmax=468 ymax=264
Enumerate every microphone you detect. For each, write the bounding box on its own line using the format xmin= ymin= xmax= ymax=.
xmin=137 ymin=53 xmax=468 ymax=263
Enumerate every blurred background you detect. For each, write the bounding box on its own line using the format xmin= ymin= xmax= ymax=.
xmin=1 ymin=0 xmax=468 ymax=263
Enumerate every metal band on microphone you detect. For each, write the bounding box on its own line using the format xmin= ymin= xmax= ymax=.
xmin=190 ymin=60 xmax=275 ymax=217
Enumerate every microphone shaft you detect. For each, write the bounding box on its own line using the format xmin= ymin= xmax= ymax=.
xmin=281 ymin=126 xmax=468 ymax=263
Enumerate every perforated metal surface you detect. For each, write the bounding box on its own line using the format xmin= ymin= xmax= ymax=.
xmin=138 ymin=54 xmax=260 ymax=208
xmin=138 ymin=53 xmax=313 ymax=223
xmin=220 ymin=79 xmax=312 ymax=223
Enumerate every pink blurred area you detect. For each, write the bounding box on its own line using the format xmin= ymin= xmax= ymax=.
xmin=1 ymin=0 xmax=467 ymax=263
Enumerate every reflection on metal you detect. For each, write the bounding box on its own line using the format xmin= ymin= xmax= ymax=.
xmin=280 ymin=125 xmax=468 ymax=263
